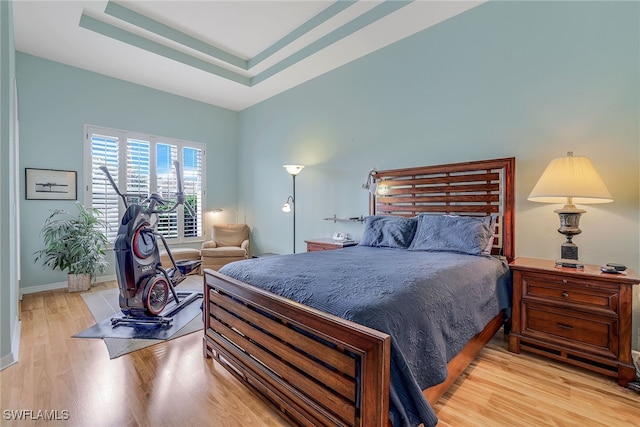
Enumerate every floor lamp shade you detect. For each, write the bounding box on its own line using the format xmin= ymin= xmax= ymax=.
xmin=528 ymin=152 xmax=612 ymax=264
xmin=283 ymin=165 xmax=304 ymax=176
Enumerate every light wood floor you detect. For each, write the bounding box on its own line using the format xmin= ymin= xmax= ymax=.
xmin=2 ymin=281 xmax=639 ymax=427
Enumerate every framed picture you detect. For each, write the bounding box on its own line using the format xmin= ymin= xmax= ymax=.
xmin=25 ymin=168 xmax=77 ymax=200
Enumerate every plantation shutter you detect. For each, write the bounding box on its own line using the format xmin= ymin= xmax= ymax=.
xmin=90 ymin=132 xmax=120 ymax=242
xmin=126 ymin=138 xmax=150 ymax=205
xmin=182 ymin=146 xmax=203 ymax=238
xmin=86 ymin=125 xmax=205 ymax=244
xmin=156 ymin=143 xmax=178 ymax=238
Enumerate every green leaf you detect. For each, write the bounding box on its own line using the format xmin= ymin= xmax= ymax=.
xmin=34 ymin=202 xmax=109 ymax=276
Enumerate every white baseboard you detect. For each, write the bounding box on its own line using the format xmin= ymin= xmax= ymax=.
xmin=0 ymin=317 xmax=21 ymax=371
xmin=20 ymin=275 xmax=117 ymax=295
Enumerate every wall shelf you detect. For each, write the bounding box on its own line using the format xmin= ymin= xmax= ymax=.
xmin=323 ymin=214 xmax=365 ymax=223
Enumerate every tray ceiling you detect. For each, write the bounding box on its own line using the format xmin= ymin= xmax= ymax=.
xmin=13 ymin=1 xmax=484 ymax=111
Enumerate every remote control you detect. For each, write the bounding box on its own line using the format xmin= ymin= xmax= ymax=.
xmin=606 ymin=263 xmax=627 ymax=271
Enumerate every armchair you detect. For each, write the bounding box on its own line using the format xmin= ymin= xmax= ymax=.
xmin=201 ymin=223 xmax=250 ymax=271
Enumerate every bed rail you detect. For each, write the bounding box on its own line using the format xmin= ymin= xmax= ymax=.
xmin=203 ymin=269 xmax=391 ymax=427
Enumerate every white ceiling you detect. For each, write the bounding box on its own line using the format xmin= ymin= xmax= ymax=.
xmin=13 ymin=0 xmax=484 ymax=111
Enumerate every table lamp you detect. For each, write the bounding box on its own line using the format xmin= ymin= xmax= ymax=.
xmin=528 ymin=151 xmax=612 ymax=267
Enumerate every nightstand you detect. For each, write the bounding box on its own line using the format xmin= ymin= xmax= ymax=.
xmin=508 ymin=257 xmax=639 ymax=386
xmin=304 ymin=238 xmax=358 ymax=252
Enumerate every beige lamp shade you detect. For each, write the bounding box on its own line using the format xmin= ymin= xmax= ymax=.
xmin=528 ymin=152 xmax=612 ymax=205
xmin=283 ymin=165 xmax=304 ymax=176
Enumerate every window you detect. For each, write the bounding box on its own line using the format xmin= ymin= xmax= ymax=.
xmin=85 ymin=125 xmax=205 ymax=244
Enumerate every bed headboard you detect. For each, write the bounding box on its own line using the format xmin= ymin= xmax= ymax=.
xmin=369 ymin=157 xmax=515 ymax=261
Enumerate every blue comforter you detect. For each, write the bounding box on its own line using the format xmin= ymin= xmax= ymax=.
xmin=219 ymin=246 xmax=511 ymax=427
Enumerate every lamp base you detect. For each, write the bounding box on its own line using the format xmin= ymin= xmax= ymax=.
xmin=561 ymin=241 xmax=579 ymax=260
xmin=555 ymin=259 xmax=585 ymax=269
xmin=555 ymin=203 xmax=585 ymax=266
xmin=554 ymin=204 xmax=585 ymax=235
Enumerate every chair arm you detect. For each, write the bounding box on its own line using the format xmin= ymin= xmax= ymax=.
xmin=201 ymin=240 xmax=218 ymax=249
xmin=241 ymin=240 xmax=249 ymax=252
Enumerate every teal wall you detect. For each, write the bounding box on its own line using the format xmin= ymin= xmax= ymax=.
xmin=16 ymin=53 xmax=239 ymax=290
xmin=1 ymin=0 xmax=19 ymax=368
xmin=238 ymin=2 xmax=640 ymax=344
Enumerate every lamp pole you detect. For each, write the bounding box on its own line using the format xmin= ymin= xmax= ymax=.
xmin=292 ymin=174 xmax=296 ymax=253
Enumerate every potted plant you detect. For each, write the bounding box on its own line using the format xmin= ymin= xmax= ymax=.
xmin=35 ymin=202 xmax=109 ymax=292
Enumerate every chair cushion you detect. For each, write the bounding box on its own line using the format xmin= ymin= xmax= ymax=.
xmin=201 ymin=246 xmax=247 ymax=257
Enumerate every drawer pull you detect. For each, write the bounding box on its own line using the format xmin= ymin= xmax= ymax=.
xmin=562 ymin=292 xmax=569 ymax=298
xmin=556 ymin=323 xmax=573 ymax=330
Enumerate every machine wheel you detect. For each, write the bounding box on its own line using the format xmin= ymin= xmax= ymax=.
xmin=142 ymin=275 xmax=169 ymax=316
xmin=132 ymin=225 xmax=156 ymax=259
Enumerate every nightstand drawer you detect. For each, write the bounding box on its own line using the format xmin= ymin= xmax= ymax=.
xmin=522 ymin=273 xmax=618 ymax=316
xmin=305 ymin=238 xmax=358 ymax=252
xmin=524 ymin=303 xmax=618 ymax=358
xmin=306 ymin=242 xmax=335 ymax=252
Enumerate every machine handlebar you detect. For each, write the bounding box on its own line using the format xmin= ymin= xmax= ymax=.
xmin=99 ymin=161 xmax=196 ymax=217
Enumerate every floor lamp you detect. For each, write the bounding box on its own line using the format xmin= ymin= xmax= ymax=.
xmin=282 ymin=165 xmax=304 ymax=253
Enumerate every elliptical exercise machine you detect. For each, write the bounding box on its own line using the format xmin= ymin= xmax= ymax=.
xmin=100 ymin=161 xmax=202 ymax=327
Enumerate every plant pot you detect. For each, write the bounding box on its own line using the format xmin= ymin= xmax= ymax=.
xmin=67 ymin=273 xmax=91 ymax=292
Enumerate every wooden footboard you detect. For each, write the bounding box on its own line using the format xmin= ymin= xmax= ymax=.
xmin=203 ymin=269 xmax=391 ymax=427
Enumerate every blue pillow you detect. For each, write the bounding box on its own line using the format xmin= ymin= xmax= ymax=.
xmin=359 ymin=215 xmax=417 ymax=249
xmin=408 ymin=214 xmax=494 ymax=256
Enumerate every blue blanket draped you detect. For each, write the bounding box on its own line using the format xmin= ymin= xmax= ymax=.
xmin=220 ymin=246 xmax=511 ymax=427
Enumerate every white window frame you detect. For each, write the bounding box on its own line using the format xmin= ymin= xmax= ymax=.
xmin=84 ymin=124 xmax=206 ymax=245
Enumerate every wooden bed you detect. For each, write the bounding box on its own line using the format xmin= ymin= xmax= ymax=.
xmin=203 ymin=157 xmax=515 ymax=427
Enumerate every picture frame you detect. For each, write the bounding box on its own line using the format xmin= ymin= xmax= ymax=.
xmin=25 ymin=168 xmax=77 ymax=200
